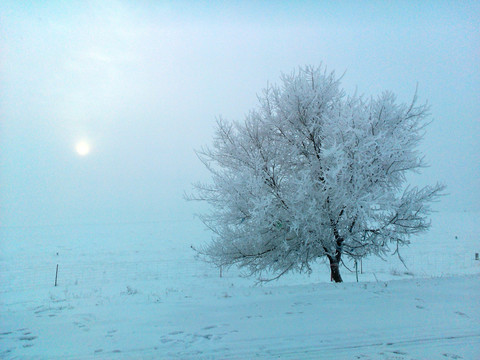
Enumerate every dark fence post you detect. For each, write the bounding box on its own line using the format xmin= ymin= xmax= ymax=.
xmin=355 ymin=260 xmax=359 ymax=282
xmin=55 ymin=264 xmax=59 ymax=287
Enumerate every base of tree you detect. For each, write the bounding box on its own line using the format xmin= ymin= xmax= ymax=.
xmin=329 ymin=258 xmax=343 ymax=283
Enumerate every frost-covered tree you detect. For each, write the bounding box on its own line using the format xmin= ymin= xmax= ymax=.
xmin=190 ymin=65 xmax=444 ymax=283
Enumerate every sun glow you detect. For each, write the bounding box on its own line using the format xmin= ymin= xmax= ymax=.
xmin=75 ymin=141 xmax=91 ymax=156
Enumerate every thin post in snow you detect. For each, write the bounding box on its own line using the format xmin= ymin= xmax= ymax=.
xmin=55 ymin=264 xmax=59 ymax=287
xmin=355 ymin=260 xmax=359 ymax=282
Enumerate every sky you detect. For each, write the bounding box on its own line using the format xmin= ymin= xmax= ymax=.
xmin=0 ymin=0 xmax=479 ymax=227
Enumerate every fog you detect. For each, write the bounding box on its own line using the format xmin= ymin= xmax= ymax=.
xmin=1 ymin=1 xmax=478 ymax=227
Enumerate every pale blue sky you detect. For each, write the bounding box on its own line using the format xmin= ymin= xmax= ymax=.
xmin=1 ymin=1 xmax=479 ymax=227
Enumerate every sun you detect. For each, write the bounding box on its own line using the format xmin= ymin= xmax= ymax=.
xmin=75 ymin=141 xmax=91 ymax=156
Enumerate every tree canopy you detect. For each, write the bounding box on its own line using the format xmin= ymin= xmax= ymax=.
xmin=190 ymin=65 xmax=445 ymax=282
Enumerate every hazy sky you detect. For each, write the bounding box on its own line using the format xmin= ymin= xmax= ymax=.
xmin=1 ymin=1 xmax=479 ymax=227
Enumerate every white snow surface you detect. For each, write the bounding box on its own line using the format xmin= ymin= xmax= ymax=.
xmin=1 ymin=211 xmax=479 ymax=359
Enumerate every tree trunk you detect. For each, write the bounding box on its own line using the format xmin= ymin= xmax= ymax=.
xmin=328 ymin=255 xmax=343 ymax=283
xmin=327 ymin=218 xmax=344 ymax=283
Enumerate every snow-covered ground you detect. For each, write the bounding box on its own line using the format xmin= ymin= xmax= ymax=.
xmin=1 ymin=211 xmax=479 ymax=359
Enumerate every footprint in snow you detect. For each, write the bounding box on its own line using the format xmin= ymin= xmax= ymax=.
xmin=105 ymin=329 xmax=117 ymax=338
xmin=73 ymin=321 xmax=90 ymax=332
xmin=203 ymin=325 xmax=217 ymax=330
xmin=443 ymin=353 xmax=463 ymax=359
xmin=415 ymin=298 xmax=426 ymax=310
xmin=293 ymin=301 xmax=312 ymax=307
xmin=18 ymin=335 xmax=37 ymax=341
xmin=16 ymin=329 xmax=38 ymax=348
xmin=34 ymin=306 xmax=49 ymax=315
xmin=73 ymin=313 xmax=95 ymax=332
xmin=243 ymin=314 xmax=263 ymax=319
xmin=169 ymin=330 xmax=184 ymax=335
xmin=15 ymin=328 xmax=36 ymax=340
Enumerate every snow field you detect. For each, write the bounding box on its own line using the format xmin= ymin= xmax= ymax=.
xmin=0 ymin=211 xmax=479 ymax=359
